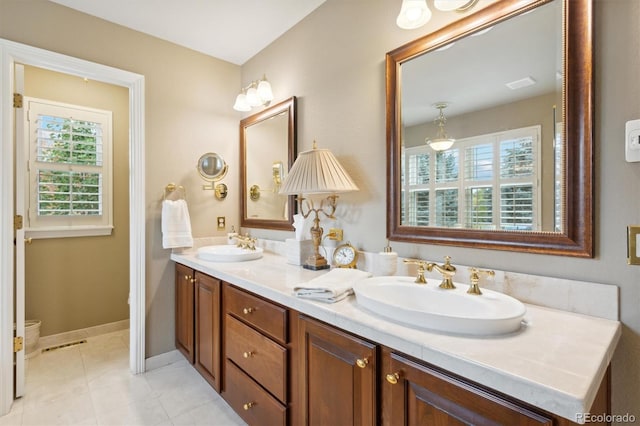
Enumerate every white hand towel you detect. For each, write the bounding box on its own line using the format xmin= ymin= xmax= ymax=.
xmin=293 ymin=268 xmax=372 ymax=303
xmin=161 ymin=199 xmax=194 ymax=249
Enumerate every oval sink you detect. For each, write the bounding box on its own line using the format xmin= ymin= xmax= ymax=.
xmin=353 ymin=276 xmax=526 ymax=336
xmin=197 ymin=245 xmax=263 ymax=262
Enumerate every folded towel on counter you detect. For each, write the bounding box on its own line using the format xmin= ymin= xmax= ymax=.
xmin=293 ymin=268 xmax=372 ymax=303
xmin=161 ymin=199 xmax=194 ymax=249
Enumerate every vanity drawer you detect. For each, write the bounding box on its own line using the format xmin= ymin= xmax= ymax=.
xmin=225 ymin=314 xmax=287 ymax=402
xmin=224 ymin=360 xmax=287 ymax=426
xmin=225 ymin=284 xmax=288 ymax=343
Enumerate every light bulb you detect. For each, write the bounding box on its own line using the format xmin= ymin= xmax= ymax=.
xmin=396 ymin=0 xmax=431 ymax=30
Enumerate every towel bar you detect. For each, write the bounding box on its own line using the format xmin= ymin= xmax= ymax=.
xmin=163 ymin=183 xmax=186 ymax=200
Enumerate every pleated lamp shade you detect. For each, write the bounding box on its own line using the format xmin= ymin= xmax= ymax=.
xmin=279 ymin=146 xmax=359 ymax=195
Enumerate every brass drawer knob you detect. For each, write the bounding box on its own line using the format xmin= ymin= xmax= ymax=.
xmin=243 ymin=307 xmax=254 ymax=314
xmin=243 ymin=402 xmax=254 ymax=410
xmin=356 ymin=357 xmax=369 ymax=369
xmin=184 ymin=275 xmax=190 ymax=280
xmin=386 ymin=372 xmax=400 ymax=385
xmin=243 ymin=351 xmax=254 ymax=358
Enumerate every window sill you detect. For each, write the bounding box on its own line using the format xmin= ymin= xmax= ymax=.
xmin=25 ymin=226 xmax=114 ymax=239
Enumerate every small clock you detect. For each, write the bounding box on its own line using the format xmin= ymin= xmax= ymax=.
xmin=333 ymin=242 xmax=358 ymax=269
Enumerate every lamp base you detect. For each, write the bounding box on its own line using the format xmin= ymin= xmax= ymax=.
xmin=303 ymin=253 xmax=331 ymax=270
xmin=303 ymin=263 xmax=331 ymax=271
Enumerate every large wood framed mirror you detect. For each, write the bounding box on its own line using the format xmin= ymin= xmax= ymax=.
xmin=241 ymin=96 xmax=297 ymax=230
xmin=386 ymin=0 xmax=592 ymax=257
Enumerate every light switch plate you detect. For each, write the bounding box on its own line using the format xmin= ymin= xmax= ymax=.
xmin=627 ymin=225 xmax=640 ymax=265
xmin=625 ymin=119 xmax=640 ymax=162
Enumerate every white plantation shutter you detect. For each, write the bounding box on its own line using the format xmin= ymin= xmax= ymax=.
xmin=401 ymin=126 xmax=540 ymax=230
xmin=25 ymin=98 xmax=113 ymax=238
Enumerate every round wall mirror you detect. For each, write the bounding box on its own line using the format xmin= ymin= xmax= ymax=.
xmin=197 ymin=152 xmax=228 ymax=182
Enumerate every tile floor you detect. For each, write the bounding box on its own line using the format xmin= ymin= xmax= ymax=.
xmin=0 ymin=329 xmax=247 ymax=425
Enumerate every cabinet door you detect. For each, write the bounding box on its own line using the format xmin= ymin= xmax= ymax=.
xmin=194 ymin=272 xmax=221 ymax=392
xmin=299 ymin=316 xmax=377 ymax=426
xmin=175 ymin=263 xmax=194 ymax=363
xmin=382 ymin=350 xmax=553 ymax=426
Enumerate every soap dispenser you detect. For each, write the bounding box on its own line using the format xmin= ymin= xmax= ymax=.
xmin=375 ymin=241 xmax=398 ymax=276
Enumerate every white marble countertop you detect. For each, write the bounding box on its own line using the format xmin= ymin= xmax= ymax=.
xmin=171 ymin=250 xmax=621 ymax=423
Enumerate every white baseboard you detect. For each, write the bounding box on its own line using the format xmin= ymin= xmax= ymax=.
xmin=37 ymin=319 xmax=129 ymax=351
xmin=145 ymin=349 xmax=185 ymax=372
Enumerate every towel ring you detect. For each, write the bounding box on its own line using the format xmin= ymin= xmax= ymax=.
xmin=164 ymin=183 xmax=186 ymax=200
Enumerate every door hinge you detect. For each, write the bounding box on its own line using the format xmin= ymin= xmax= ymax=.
xmin=14 ymin=215 xmax=23 ymax=231
xmin=13 ymin=93 xmax=23 ymax=108
xmin=14 ymin=336 xmax=23 ymax=353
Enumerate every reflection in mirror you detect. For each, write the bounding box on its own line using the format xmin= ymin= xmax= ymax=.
xmin=241 ymin=96 xmax=296 ymax=230
xmin=387 ymin=0 xmax=593 ymax=257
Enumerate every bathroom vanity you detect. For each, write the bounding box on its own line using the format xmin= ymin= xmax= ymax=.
xmin=171 ymin=250 xmax=620 ymax=426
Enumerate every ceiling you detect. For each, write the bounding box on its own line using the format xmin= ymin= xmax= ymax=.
xmin=402 ymin=0 xmax=561 ymax=126
xmin=49 ymin=0 xmax=326 ymax=65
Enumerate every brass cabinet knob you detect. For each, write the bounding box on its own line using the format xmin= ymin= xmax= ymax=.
xmin=243 ymin=307 xmax=253 ymax=314
xmin=386 ymin=372 xmax=400 ymax=385
xmin=184 ymin=275 xmax=190 ymax=281
xmin=243 ymin=402 xmax=254 ymax=410
xmin=243 ymin=351 xmax=254 ymax=359
xmin=356 ymin=357 xmax=369 ymax=369
xmin=24 ymin=238 xmax=32 ymax=244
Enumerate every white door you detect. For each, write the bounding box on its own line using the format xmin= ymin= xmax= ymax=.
xmin=14 ymin=63 xmax=26 ymax=398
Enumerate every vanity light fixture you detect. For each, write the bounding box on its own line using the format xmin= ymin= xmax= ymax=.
xmin=396 ymin=0 xmax=479 ymax=29
xmin=233 ymin=75 xmax=274 ymax=112
xmin=433 ymin=0 xmax=479 ymax=12
xmin=396 ymin=0 xmax=432 ymax=29
xmin=279 ymin=141 xmax=359 ymax=270
xmin=426 ymin=103 xmax=455 ymax=151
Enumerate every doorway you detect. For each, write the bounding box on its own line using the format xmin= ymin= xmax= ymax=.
xmin=0 ymin=39 xmax=146 ymax=416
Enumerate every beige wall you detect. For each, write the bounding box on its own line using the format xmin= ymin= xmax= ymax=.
xmin=23 ymin=65 xmax=129 ymax=336
xmin=1 ymin=0 xmax=241 ymax=356
xmin=242 ymin=0 xmax=640 ymax=420
xmin=2 ymin=0 xmax=639 ymax=421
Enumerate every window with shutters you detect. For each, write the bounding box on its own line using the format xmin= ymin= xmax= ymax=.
xmin=401 ymin=125 xmax=540 ymax=230
xmin=25 ymin=97 xmax=113 ymax=238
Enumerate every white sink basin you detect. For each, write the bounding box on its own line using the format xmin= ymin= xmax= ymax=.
xmin=197 ymin=245 xmax=263 ymax=262
xmin=353 ymin=276 xmax=526 ymax=336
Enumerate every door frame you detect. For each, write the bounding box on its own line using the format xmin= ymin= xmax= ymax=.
xmin=0 ymin=39 xmax=146 ymax=415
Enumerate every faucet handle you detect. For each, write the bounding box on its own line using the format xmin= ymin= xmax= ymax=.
xmin=467 ymin=267 xmax=495 ymax=295
xmin=402 ymin=259 xmax=428 ymax=284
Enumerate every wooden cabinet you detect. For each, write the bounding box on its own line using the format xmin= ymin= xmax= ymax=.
xmin=175 ymin=263 xmax=195 ymax=363
xmin=382 ymin=348 xmax=554 ymax=426
xmin=175 ymin=262 xmax=611 ymax=426
xmin=381 ymin=347 xmax=611 ymax=426
xmin=221 ymin=284 xmax=294 ymax=426
xmin=194 ymin=271 xmax=221 ymax=392
xmin=298 ymin=315 xmax=377 ymax=426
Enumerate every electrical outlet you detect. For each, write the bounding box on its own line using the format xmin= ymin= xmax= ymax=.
xmin=328 ymin=228 xmax=343 ymax=241
xmin=217 ymin=216 xmax=226 ymax=230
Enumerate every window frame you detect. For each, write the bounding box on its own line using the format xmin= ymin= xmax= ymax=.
xmin=24 ymin=97 xmax=113 ymax=239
